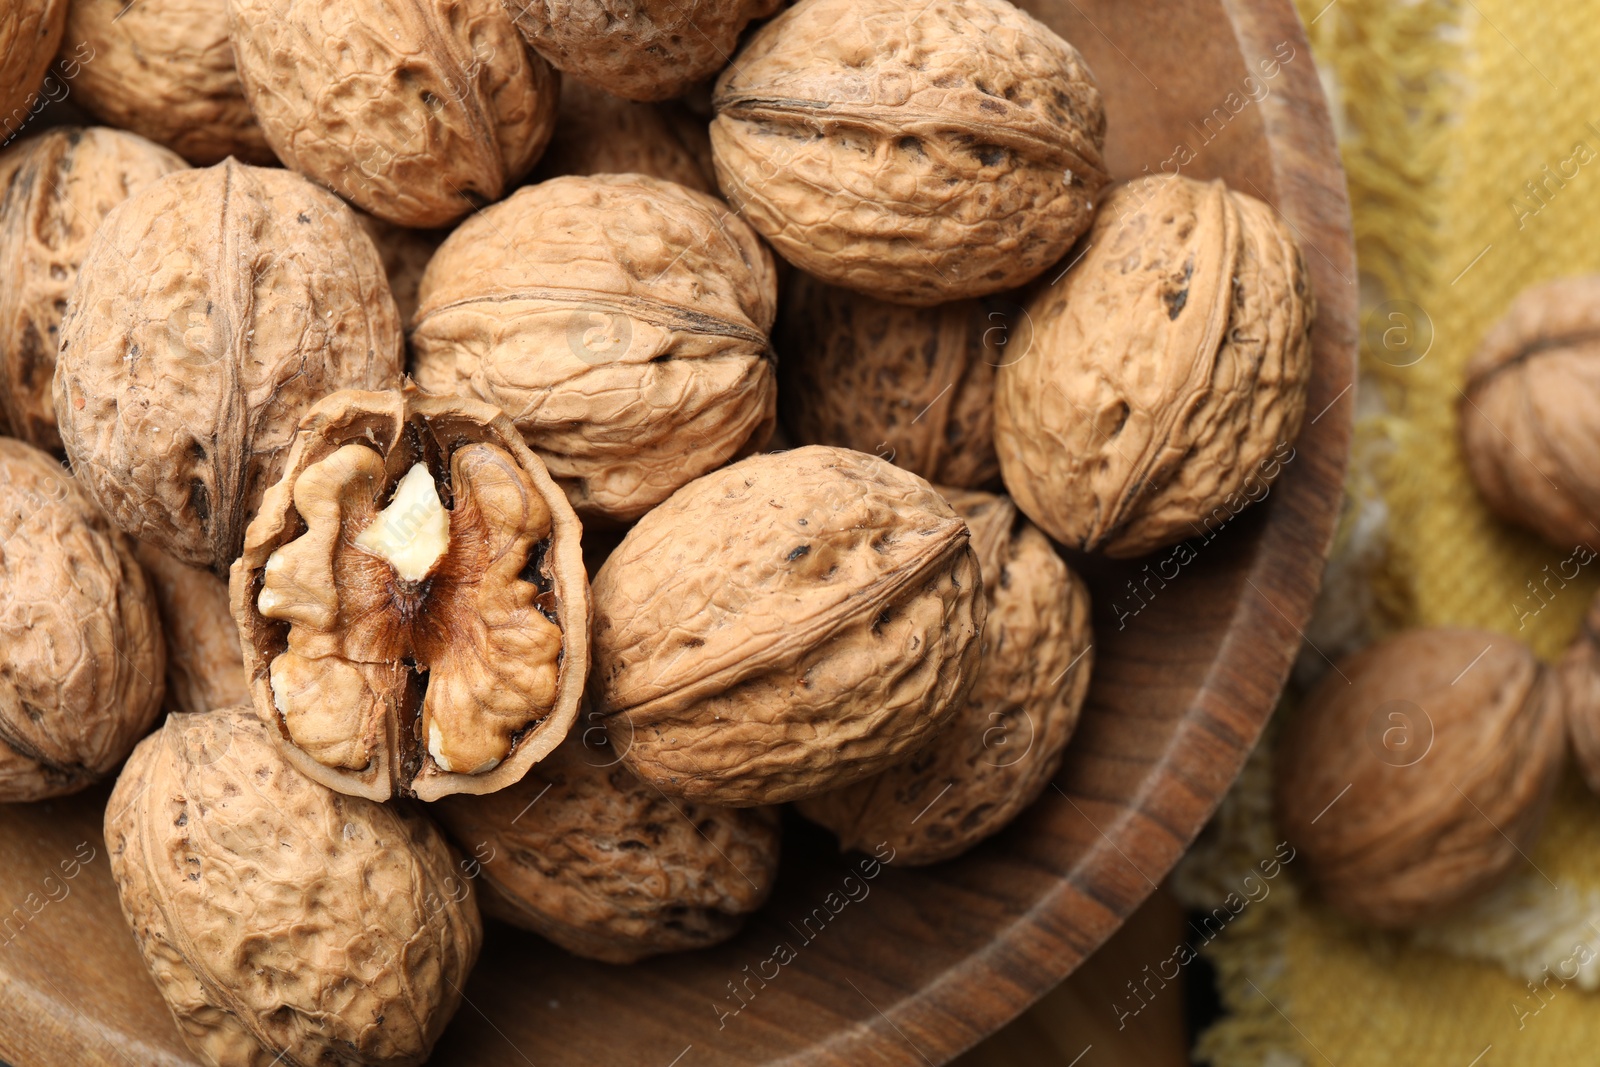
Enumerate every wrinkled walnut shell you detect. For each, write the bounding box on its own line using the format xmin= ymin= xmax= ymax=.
xmin=231 ymin=388 xmax=590 ymax=802
xmin=356 ymin=212 xmax=445 ymax=328
xmin=995 ymin=175 xmax=1313 ymax=557
xmin=62 ymin=0 xmax=275 ymax=164
xmin=506 ymin=0 xmax=779 ymax=103
xmin=106 ymin=707 xmax=481 ymax=1067
xmin=0 ymin=438 xmax=164 ymax=800
xmin=1275 ymin=629 xmax=1564 ymax=929
xmin=532 ymin=79 xmax=716 ymax=193
xmin=1460 ymin=276 xmax=1600 ymax=549
xmin=591 ymin=445 xmax=985 ymax=805
xmin=134 ymin=542 xmax=249 ymax=716
xmin=435 ymin=730 xmax=781 ymax=963
xmin=0 ymin=127 xmax=187 ymax=452
xmin=55 ymin=160 xmax=404 ymax=572
xmin=0 ymin=0 xmax=65 ymax=139
xmin=411 ymin=173 xmax=777 ymax=525
xmin=778 ymin=273 xmax=1004 ymax=488
xmin=799 ymin=489 xmax=1091 ymax=863
xmin=227 ymin=0 xmax=556 ymax=227
xmin=711 ymin=0 xmax=1107 ymax=306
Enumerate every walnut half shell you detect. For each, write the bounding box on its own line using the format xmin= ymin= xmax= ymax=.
xmin=231 ymin=389 xmax=590 ymax=802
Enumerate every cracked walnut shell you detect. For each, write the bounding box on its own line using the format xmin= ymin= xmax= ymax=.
xmin=62 ymin=0 xmax=275 ymax=164
xmin=711 ymin=0 xmax=1108 ymax=306
xmin=54 ymin=160 xmax=404 ymax=573
xmin=1460 ymin=276 xmax=1600 ymax=549
xmin=435 ymin=731 xmax=780 ymax=963
xmin=227 ymin=0 xmax=557 ymax=227
xmin=0 ymin=126 xmax=187 ymax=452
xmin=134 ymin=542 xmax=249 ymax=716
xmin=778 ymin=272 xmax=1004 ymax=489
xmin=590 ymin=445 xmax=985 ymax=805
xmin=799 ymin=489 xmax=1091 ymax=864
xmin=995 ymin=175 xmax=1313 ymax=557
xmin=0 ymin=438 xmax=164 ymax=801
xmin=411 ymin=173 xmax=777 ymax=525
xmin=106 ymin=707 xmax=481 ymax=1067
xmin=1275 ymin=629 xmax=1564 ymax=929
xmin=231 ymin=388 xmax=589 ymax=802
xmin=0 ymin=0 xmax=65 ymax=135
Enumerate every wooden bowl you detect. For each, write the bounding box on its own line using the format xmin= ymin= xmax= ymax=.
xmin=0 ymin=0 xmax=1353 ymax=1063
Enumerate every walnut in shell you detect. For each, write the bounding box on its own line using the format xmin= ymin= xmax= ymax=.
xmin=106 ymin=707 xmax=480 ymax=1067
xmin=710 ymin=0 xmax=1107 ymax=306
xmin=1275 ymin=629 xmax=1564 ymax=929
xmin=0 ymin=127 xmax=187 ymax=452
xmin=61 ymin=0 xmax=275 ymax=164
xmin=54 ymin=160 xmax=404 ymax=572
xmin=411 ymin=174 xmax=777 ymax=525
xmin=0 ymin=438 xmax=164 ymax=800
xmin=134 ymin=542 xmax=249 ymax=716
xmin=590 ymin=445 xmax=985 ymax=805
xmin=227 ymin=0 xmax=556 ymax=227
xmin=1557 ymin=588 xmax=1600 ymax=797
xmin=532 ymin=79 xmax=716 ymax=193
xmin=435 ymin=730 xmax=780 ymax=962
xmin=356 ymin=212 xmax=445 ymax=328
xmin=505 ymin=0 xmax=778 ymax=103
xmin=0 ymin=0 xmax=65 ymax=138
xmin=778 ymin=272 xmax=1005 ymax=489
xmin=231 ymin=388 xmax=589 ymax=802
xmin=1460 ymin=276 xmax=1600 ymax=549
xmin=995 ymin=175 xmax=1313 ymax=558
xmin=799 ymin=489 xmax=1091 ymax=863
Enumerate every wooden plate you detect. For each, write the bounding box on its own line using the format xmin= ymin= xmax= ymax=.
xmin=0 ymin=0 xmax=1354 ymax=1063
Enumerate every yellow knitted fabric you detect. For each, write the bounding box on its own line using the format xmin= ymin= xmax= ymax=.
xmin=1193 ymin=0 xmax=1600 ymax=1063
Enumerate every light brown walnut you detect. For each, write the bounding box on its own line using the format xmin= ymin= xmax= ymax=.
xmin=995 ymin=175 xmax=1313 ymax=557
xmin=355 ymin=212 xmax=445 ymax=328
xmin=435 ymin=731 xmax=780 ymax=962
xmin=1557 ymin=588 xmax=1600 ymax=797
xmin=134 ymin=542 xmax=249 ymax=716
xmin=711 ymin=0 xmax=1107 ymax=306
xmin=0 ymin=0 xmax=65 ymax=141
xmin=411 ymin=174 xmax=777 ymax=525
xmin=532 ymin=79 xmax=716 ymax=193
xmin=54 ymin=160 xmax=404 ymax=572
xmin=231 ymin=388 xmax=589 ymax=802
xmin=106 ymin=707 xmax=481 ymax=1067
xmin=227 ymin=0 xmax=556 ymax=227
xmin=590 ymin=445 xmax=985 ymax=805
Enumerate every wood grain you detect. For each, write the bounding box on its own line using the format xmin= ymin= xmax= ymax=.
xmin=0 ymin=0 xmax=1355 ymax=1063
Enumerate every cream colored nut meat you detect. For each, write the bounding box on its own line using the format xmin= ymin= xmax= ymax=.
xmin=0 ymin=127 xmax=187 ymax=452
xmin=54 ymin=160 xmax=404 ymax=572
xmin=105 ymin=707 xmax=481 ymax=1067
xmin=532 ymin=79 xmax=717 ymax=194
xmin=995 ymin=175 xmax=1313 ymax=557
xmin=799 ymin=489 xmax=1092 ymax=864
xmin=435 ymin=731 xmax=781 ymax=963
xmin=711 ymin=0 xmax=1108 ymax=306
xmin=0 ymin=438 xmax=164 ymax=800
xmin=227 ymin=0 xmax=556 ymax=227
xmin=411 ymin=174 xmax=777 ymax=525
xmin=0 ymin=0 xmax=65 ymax=133
xmin=134 ymin=542 xmax=249 ymax=716
xmin=62 ymin=0 xmax=275 ymax=164
xmin=232 ymin=389 xmax=589 ymax=802
xmin=590 ymin=445 xmax=986 ymax=806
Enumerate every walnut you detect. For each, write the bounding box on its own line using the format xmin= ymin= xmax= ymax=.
xmin=0 ymin=439 xmax=163 ymax=800
xmin=532 ymin=79 xmax=716 ymax=194
xmin=230 ymin=388 xmax=590 ymax=802
xmin=995 ymin=175 xmax=1313 ymax=558
xmin=0 ymin=127 xmax=187 ymax=452
xmin=1460 ymin=276 xmax=1600 ymax=549
xmin=356 ymin=212 xmax=445 ymax=328
xmin=434 ymin=730 xmax=780 ymax=962
xmin=227 ymin=0 xmax=557 ymax=227
xmin=505 ymin=0 xmax=778 ymax=103
xmin=61 ymin=0 xmax=275 ymax=164
xmin=778 ymin=272 xmax=1005 ymax=489
xmin=134 ymin=542 xmax=249 ymax=716
xmin=54 ymin=160 xmax=404 ymax=572
xmin=411 ymin=174 xmax=777 ymax=525
xmin=590 ymin=445 xmax=985 ymax=805
xmin=799 ymin=489 xmax=1091 ymax=863
xmin=710 ymin=0 xmax=1107 ymax=306
xmin=1275 ymin=629 xmax=1564 ymax=929
xmin=1557 ymin=589 xmax=1600 ymax=796
xmin=0 ymin=0 xmax=65 ymax=139
xmin=105 ymin=707 xmax=480 ymax=1067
